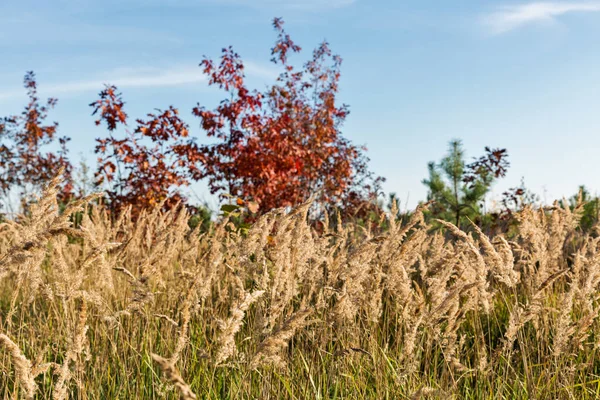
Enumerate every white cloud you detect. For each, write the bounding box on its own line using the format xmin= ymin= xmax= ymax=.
xmin=0 ymin=66 xmax=205 ymax=101
xmin=483 ymin=2 xmax=600 ymax=34
xmin=0 ymin=62 xmax=279 ymax=102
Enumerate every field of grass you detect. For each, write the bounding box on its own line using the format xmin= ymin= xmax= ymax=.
xmin=2 ymin=176 xmax=600 ymax=399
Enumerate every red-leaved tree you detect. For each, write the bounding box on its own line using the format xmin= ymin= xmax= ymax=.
xmin=89 ymin=18 xmax=382 ymax=218
xmin=192 ymin=18 xmax=383 ymax=213
xmin=90 ymin=86 xmax=198 ymax=215
xmin=0 ymin=71 xmax=72 ymax=212
xmin=463 ymin=147 xmax=510 ymax=188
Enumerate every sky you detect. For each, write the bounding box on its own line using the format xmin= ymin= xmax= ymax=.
xmin=2 ymin=0 xmax=600 ymax=210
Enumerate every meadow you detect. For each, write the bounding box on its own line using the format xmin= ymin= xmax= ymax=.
xmin=1 ymin=175 xmax=600 ymax=399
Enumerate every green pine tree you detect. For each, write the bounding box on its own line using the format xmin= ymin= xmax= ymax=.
xmin=422 ymin=139 xmax=503 ymax=228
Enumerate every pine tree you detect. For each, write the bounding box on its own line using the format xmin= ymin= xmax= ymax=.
xmin=423 ymin=139 xmax=508 ymax=228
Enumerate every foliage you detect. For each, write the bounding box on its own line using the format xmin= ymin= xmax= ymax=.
xmin=463 ymin=146 xmax=509 ymax=188
xmin=423 ymin=139 xmax=509 ymax=228
xmin=90 ymin=86 xmax=198 ymax=216
xmin=193 ymin=18 xmax=383 ymax=214
xmin=83 ymin=18 xmax=382 ymax=219
xmin=0 ymin=72 xmax=73 ymax=211
xmin=187 ymin=203 xmax=214 ymax=232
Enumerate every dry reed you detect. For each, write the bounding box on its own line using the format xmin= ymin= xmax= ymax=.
xmin=1 ymin=174 xmax=599 ymax=398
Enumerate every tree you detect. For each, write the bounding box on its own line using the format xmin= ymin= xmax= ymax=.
xmin=90 ymin=86 xmax=200 ymax=216
xmin=0 ymin=71 xmax=72 ymax=212
xmin=87 ymin=18 xmax=382 ymax=219
xmin=192 ymin=18 xmax=383 ymax=214
xmin=422 ymin=139 xmax=509 ymax=228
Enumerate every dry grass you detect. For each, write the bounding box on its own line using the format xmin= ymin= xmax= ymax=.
xmin=1 ymin=177 xmax=600 ymax=399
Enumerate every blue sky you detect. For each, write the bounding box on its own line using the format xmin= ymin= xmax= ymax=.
xmin=2 ymin=0 xmax=600 ymax=209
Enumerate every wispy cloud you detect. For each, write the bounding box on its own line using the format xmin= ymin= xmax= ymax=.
xmin=0 ymin=62 xmax=279 ymax=102
xmin=0 ymin=66 xmax=204 ymax=101
xmin=483 ymin=2 xmax=600 ymax=34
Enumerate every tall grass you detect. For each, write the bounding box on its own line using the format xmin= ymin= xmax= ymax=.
xmin=1 ymin=176 xmax=600 ymax=399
